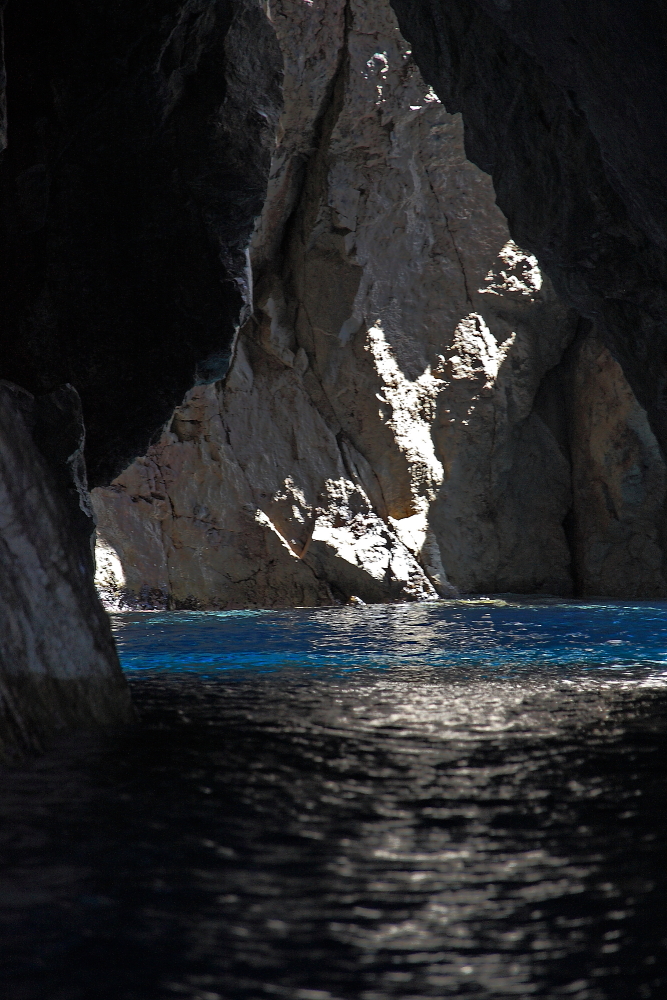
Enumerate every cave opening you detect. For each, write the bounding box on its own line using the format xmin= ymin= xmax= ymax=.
xmin=89 ymin=0 xmax=667 ymax=610
xmin=0 ymin=1 xmax=666 ymax=998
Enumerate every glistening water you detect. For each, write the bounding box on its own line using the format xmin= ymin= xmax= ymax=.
xmin=1 ymin=600 xmax=666 ymax=999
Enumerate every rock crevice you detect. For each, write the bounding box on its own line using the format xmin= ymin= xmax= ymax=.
xmin=97 ymin=0 xmax=628 ymax=608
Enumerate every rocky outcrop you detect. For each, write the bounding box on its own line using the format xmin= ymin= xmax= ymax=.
xmin=0 ymin=1 xmax=283 ymax=751
xmin=95 ymin=0 xmax=667 ymax=606
xmin=0 ymin=0 xmax=282 ymax=484
xmin=0 ymin=382 xmax=134 ymax=758
xmin=93 ymin=0 xmax=595 ymax=607
xmin=389 ymin=0 xmax=667 ymax=464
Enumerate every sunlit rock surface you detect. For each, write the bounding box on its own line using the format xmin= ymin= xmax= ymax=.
xmin=389 ymin=0 xmax=667 ymax=473
xmin=93 ymin=0 xmax=667 ymax=605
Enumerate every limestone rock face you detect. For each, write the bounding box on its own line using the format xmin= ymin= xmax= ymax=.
xmin=389 ymin=0 xmax=667 ymax=463
xmin=92 ymin=0 xmax=667 ymax=605
xmin=0 ymin=383 xmax=134 ymax=758
xmin=94 ymin=0 xmax=587 ymax=606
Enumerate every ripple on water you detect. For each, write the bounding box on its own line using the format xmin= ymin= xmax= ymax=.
xmin=0 ymin=599 xmax=666 ymax=999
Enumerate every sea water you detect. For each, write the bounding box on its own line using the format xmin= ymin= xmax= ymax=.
xmin=1 ymin=599 xmax=666 ymax=999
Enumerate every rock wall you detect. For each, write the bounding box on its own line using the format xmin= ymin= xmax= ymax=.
xmin=91 ymin=0 xmax=574 ymax=606
xmin=0 ymin=1 xmax=282 ymax=752
xmin=1 ymin=0 xmax=665 ymax=754
xmin=389 ymin=0 xmax=667 ymax=463
xmin=570 ymin=336 xmax=667 ymax=598
xmin=93 ymin=0 xmax=667 ymax=606
xmin=536 ymin=330 xmax=667 ymax=599
xmin=0 ymin=382 xmax=134 ymax=759
xmin=0 ymin=0 xmax=282 ymax=485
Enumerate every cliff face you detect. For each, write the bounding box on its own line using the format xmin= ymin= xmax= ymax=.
xmin=94 ymin=0 xmax=667 ymax=606
xmin=389 ymin=0 xmax=667 ymax=463
xmin=0 ymin=0 xmax=281 ymax=485
xmin=1 ymin=0 xmax=666 ymax=749
xmin=89 ymin=0 xmax=639 ymax=607
xmin=0 ymin=0 xmax=282 ymax=751
xmin=0 ymin=381 xmax=134 ymax=757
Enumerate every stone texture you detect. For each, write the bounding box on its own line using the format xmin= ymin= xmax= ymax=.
xmin=0 ymin=1 xmax=283 ymax=752
xmin=536 ymin=330 xmax=667 ymax=600
xmin=92 ymin=0 xmax=667 ymax=606
xmin=0 ymin=0 xmax=282 ymax=485
xmin=570 ymin=336 xmax=667 ymax=598
xmin=94 ymin=0 xmax=583 ymax=606
xmin=389 ymin=0 xmax=667 ymax=464
xmin=1 ymin=0 xmax=666 ymax=760
xmin=0 ymin=383 xmax=135 ymax=759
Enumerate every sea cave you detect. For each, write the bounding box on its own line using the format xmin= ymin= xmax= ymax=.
xmin=0 ymin=1 xmax=666 ymax=997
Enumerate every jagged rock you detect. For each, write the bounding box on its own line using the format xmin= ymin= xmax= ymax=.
xmin=0 ymin=0 xmax=282 ymax=484
xmin=92 ymin=0 xmax=667 ymax=606
xmin=0 ymin=0 xmax=665 ymax=758
xmin=0 ymin=383 xmax=134 ymax=758
xmin=93 ymin=0 xmax=580 ymax=605
xmin=0 ymin=1 xmax=282 ymax=750
xmin=389 ymin=0 xmax=667 ymax=461
xmin=93 ymin=350 xmax=434 ymax=608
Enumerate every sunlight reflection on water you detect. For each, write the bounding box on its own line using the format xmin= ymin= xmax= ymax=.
xmin=1 ymin=600 xmax=665 ymax=1000
xmin=112 ymin=598 xmax=667 ymax=680
xmin=108 ymin=600 xmax=667 ymax=998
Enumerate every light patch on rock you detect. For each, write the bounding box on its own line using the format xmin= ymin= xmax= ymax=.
xmin=94 ymin=538 xmax=126 ymax=597
xmin=482 ymin=240 xmax=543 ymax=296
xmin=364 ymin=320 xmax=444 ymax=507
xmin=93 ymin=0 xmax=667 ymax=606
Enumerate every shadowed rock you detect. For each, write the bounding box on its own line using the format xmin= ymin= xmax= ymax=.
xmin=0 ymin=0 xmax=282 ymax=485
xmin=0 ymin=1 xmax=282 ymax=751
xmin=0 ymin=382 xmax=135 ymax=758
xmin=389 ymin=0 xmax=667 ymax=459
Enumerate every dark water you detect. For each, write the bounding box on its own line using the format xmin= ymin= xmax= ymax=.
xmin=1 ymin=600 xmax=667 ymax=999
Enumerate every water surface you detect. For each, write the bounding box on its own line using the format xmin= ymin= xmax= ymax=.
xmin=1 ymin=600 xmax=666 ymax=998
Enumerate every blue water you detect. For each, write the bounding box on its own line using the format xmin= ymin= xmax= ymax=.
xmin=112 ymin=599 xmax=667 ymax=680
xmin=2 ymin=599 xmax=666 ymax=999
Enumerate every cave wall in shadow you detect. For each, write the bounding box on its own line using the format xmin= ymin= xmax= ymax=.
xmin=0 ymin=0 xmax=282 ymax=753
xmin=389 ymin=0 xmax=667 ymax=462
xmin=0 ymin=0 xmax=282 ymax=485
